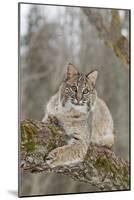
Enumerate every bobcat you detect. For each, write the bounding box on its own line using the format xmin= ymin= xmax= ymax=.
xmin=43 ymin=63 xmax=114 ymax=168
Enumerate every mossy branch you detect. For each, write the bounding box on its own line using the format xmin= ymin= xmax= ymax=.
xmin=82 ymin=8 xmax=129 ymax=68
xmin=20 ymin=116 xmax=129 ymax=191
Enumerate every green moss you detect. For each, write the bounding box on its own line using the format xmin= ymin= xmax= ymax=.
xmin=47 ymin=139 xmax=57 ymax=151
xmin=21 ymin=120 xmax=37 ymax=152
xmin=95 ymin=155 xmax=111 ymax=172
xmin=111 ymin=10 xmax=120 ymax=28
xmin=48 ymin=125 xmax=60 ymax=136
xmin=94 ymin=153 xmax=129 ymax=187
xmin=113 ymin=36 xmax=128 ymax=65
xmin=121 ymin=166 xmax=129 ymax=183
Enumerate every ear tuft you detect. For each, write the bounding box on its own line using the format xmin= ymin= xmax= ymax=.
xmin=66 ymin=63 xmax=78 ymax=80
xmin=86 ymin=70 xmax=98 ymax=87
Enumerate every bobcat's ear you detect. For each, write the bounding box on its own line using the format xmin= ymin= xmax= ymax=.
xmin=66 ymin=63 xmax=78 ymax=80
xmin=86 ymin=70 xmax=98 ymax=87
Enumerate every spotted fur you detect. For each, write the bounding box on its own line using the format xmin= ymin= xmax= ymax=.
xmin=43 ymin=63 xmax=114 ymax=168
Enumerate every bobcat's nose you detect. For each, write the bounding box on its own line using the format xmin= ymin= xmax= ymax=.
xmin=75 ymin=94 xmax=83 ymax=105
xmin=73 ymin=98 xmax=83 ymax=105
xmin=76 ymin=94 xmax=82 ymax=103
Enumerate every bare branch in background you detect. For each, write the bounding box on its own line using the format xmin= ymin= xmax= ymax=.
xmin=20 ymin=117 xmax=129 ymax=191
xmin=82 ymin=8 xmax=129 ymax=67
xmin=22 ymin=67 xmax=53 ymax=83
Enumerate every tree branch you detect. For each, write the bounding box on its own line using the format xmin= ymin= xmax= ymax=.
xmin=20 ymin=116 xmax=129 ymax=191
xmin=82 ymin=8 xmax=129 ymax=68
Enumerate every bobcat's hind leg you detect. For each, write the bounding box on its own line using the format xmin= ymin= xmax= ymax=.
xmin=102 ymin=133 xmax=115 ymax=148
xmin=91 ymin=130 xmax=115 ymax=148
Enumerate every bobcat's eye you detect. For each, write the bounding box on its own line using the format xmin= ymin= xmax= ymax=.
xmin=71 ymin=86 xmax=77 ymax=92
xmin=65 ymin=88 xmax=69 ymax=93
xmin=83 ymin=88 xmax=89 ymax=94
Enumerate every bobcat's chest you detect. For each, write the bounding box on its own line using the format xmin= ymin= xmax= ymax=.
xmin=57 ymin=105 xmax=89 ymax=136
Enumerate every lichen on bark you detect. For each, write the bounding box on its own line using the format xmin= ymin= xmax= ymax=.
xmin=20 ymin=116 xmax=130 ymax=191
xmin=82 ymin=8 xmax=129 ymax=67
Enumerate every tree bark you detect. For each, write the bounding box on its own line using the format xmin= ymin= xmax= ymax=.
xmin=20 ymin=116 xmax=129 ymax=191
xmin=82 ymin=8 xmax=129 ymax=68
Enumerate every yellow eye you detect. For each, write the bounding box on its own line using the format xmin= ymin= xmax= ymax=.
xmin=71 ymin=86 xmax=77 ymax=92
xmin=83 ymin=88 xmax=89 ymax=94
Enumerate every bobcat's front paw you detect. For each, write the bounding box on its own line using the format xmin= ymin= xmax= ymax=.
xmin=46 ymin=148 xmax=62 ymax=168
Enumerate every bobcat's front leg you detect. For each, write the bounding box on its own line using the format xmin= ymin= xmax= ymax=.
xmin=46 ymin=142 xmax=88 ymax=168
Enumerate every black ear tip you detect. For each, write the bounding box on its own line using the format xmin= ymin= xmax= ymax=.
xmin=68 ymin=62 xmax=73 ymax=66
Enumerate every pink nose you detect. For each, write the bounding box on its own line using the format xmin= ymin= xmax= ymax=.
xmin=76 ymin=94 xmax=82 ymax=103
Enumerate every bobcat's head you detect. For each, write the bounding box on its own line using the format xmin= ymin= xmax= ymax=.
xmin=60 ymin=63 xmax=98 ymax=112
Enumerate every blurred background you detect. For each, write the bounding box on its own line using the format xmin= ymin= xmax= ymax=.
xmin=19 ymin=3 xmax=130 ymax=196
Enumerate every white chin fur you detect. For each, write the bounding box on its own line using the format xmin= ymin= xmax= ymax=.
xmin=60 ymin=99 xmax=88 ymax=114
xmin=71 ymin=102 xmax=88 ymax=113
